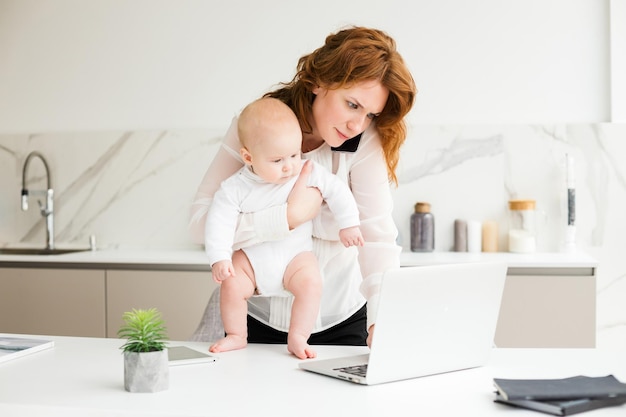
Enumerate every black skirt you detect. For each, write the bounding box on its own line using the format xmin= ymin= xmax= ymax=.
xmin=246 ymin=303 xmax=367 ymax=346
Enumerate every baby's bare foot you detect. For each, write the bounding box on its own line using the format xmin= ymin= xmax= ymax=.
xmin=288 ymin=334 xmax=316 ymax=359
xmin=209 ymin=335 xmax=247 ymax=353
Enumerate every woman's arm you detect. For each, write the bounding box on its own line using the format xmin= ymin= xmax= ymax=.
xmin=286 ymin=160 xmax=323 ymax=230
xmin=189 ymin=118 xmax=244 ymax=244
xmin=349 ymin=129 xmax=402 ymax=331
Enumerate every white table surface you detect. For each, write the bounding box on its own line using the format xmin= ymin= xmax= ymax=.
xmin=1 ymin=334 xmax=624 ymax=417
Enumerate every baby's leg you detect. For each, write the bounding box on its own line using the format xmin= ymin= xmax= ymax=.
xmin=210 ymin=250 xmax=256 ymax=353
xmin=282 ymin=251 xmax=322 ymax=359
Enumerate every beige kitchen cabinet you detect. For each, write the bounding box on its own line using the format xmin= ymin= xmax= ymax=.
xmin=494 ymin=267 xmax=596 ymax=348
xmin=106 ymin=269 xmax=216 ymax=341
xmin=0 ymin=267 xmax=106 ymax=337
xmin=1 ymin=250 xmax=596 ymax=347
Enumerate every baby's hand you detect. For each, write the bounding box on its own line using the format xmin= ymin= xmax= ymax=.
xmin=339 ymin=226 xmax=365 ymax=247
xmin=212 ymin=260 xmax=236 ymax=283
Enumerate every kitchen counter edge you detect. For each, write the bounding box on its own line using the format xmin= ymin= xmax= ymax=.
xmin=0 ymin=248 xmax=598 ymax=271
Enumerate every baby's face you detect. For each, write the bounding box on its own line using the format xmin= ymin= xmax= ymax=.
xmin=249 ymin=128 xmax=303 ymax=184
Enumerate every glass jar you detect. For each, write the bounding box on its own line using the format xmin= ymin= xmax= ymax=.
xmin=508 ymin=199 xmax=537 ymax=253
xmin=410 ymin=202 xmax=434 ymax=252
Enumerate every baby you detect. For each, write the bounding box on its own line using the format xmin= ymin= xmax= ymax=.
xmin=204 ymin=97 xmax=364 ymax=359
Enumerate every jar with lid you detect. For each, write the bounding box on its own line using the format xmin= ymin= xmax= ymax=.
xmin=508 ymin=199 xmax=537 ymax=253
xmin=410 ymin=202 xmax=434 ymax=252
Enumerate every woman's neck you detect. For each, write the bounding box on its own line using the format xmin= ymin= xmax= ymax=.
xmin=301 ymin=132 xmax=324 ymax=153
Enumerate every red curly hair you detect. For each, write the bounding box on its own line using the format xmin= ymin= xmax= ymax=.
xmin=265 ymin=26 xmax=417 ymax=185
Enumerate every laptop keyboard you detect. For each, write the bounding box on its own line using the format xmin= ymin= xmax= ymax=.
xmin=334 ymin=364 xmax=368 ymax=377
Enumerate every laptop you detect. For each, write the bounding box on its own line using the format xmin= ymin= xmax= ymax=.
xmin=299 ymin=261 xmax=507 ymax=385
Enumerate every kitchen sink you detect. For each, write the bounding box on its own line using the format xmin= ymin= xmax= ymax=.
xmin=0 ymin=247 xmax=91 ymax=256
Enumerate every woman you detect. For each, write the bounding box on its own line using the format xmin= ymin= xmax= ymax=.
xmin=189 ymin=26 xmax=416 ymax=347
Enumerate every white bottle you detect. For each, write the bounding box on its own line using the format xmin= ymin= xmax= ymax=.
xmin=466 ymin=220 xmax=482 ymax=253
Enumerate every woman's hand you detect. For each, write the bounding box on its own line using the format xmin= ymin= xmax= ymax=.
xmin=287 ymin=160 xmax=323 ymax=230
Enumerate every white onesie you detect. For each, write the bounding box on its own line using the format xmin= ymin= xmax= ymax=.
xmin=205 ymin=161 xmax=360 ymax=296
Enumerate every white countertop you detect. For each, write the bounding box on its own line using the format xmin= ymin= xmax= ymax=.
xmin=0 ymin=247 xmax=212 ymax=270
xmin=0 ymin=333 xmax=624 ymax=417
xmin=0 ymin=246 xmax=598 ymax=271
xmin=400 ymin=250 xmax=598 ymax=269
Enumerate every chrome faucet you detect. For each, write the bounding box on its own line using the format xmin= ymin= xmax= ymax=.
xmin=21 ymin=151 xmax=54 ymax=250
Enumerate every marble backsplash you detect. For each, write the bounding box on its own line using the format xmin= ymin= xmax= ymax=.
xmin=1 ymin=124 xmax=624 ymax=348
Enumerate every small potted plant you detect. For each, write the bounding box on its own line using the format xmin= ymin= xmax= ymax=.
xmin=118 ymin=308 xmax=169 ymax=393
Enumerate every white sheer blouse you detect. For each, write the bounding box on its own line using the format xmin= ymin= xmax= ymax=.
xmin=189 ymin=116 xmax=401 ymax=331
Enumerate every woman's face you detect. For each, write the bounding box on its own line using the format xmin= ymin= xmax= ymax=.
xmin=311 ymin=80 xmax=389 ymax=147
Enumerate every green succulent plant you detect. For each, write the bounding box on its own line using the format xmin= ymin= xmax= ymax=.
xmin=117 ymin=308 xmax=168 ymax=353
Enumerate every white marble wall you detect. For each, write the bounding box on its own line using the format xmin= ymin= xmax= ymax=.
xmin=0 ymin=130 xmax=222 ymax=249
xmin=393 ymin=124 xmax=626 ymax=349
xmin=1 ymin=124 xmax=624 ymax=348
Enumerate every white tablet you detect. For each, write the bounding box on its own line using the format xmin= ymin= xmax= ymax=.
xmin=168 ymin=346 xmax=217 ymax=366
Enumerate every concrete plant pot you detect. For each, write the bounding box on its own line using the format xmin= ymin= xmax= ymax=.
xmin=123 ymin=349 xmax=169 ymax=393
